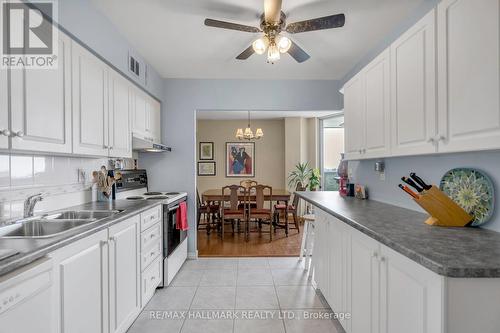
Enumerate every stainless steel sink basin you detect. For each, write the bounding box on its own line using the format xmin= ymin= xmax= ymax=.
xmin=45 ymin=210 xmax=123 ymax=220
xmin=0 ymin=219 xmax=96 ymax=238
xmin=0 ymin=209 xmax=124 ymax=239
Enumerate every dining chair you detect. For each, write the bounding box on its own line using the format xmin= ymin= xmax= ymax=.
xmin=274 ymin=183 xmax=304 ymax=235
xmin=238 ymin=180 xmax=258 ymax=209
xmin=240 ymin=179 xmax=258 ymax=189
xmin=220 ymin=185 xmax=247 ymax=240
xmin=197 ymin=189 xmax=220 ymax=235
xmin=197 ymin=188 xmax=211 ymax=231
xmin=247 ymin=184 xmax=274 ymax=241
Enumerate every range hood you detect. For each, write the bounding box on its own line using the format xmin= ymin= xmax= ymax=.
xmin=132 ymin=135 xmax=171 ymax=153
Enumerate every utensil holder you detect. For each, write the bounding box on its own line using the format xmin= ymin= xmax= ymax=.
xmin=413 ymin=186 xmax=473 ymax=227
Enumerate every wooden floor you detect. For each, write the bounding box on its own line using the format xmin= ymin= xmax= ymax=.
xmin=197 ymin=220 xmax=303 ymax=257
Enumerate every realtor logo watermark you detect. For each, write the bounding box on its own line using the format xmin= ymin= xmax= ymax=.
xmin=1 ymin=0 xmax=58 ymax=69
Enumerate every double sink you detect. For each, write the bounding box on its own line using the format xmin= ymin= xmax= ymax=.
xmin=0 ymin=210 xmax=124 ymax=239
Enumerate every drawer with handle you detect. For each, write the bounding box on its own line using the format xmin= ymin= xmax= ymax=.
xmin=141 ymin=223 xmax=161 ymax=250
xmin=141 ymin=205 xmax=162 ymax=232
xmin=141 ymin=240 xmax=162 ymax=272
xmin=141 ymin=257 xmax=162 ymax=306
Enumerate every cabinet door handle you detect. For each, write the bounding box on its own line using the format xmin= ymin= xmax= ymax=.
xmin=372 ymin=251 xmax=378 ymax=258
xmin=100 ymin=240 xmax=108 ymax=246
xmin=427 ymin=137 xmax=435 ymax=143
xmin=435 ymin=135 xmax=446 ymax=142
xmin=12 ymin=131 xmax=24 ymax=138
xmin=109 ymin=236 xmax=116 ymax=242
xmin=379 ymin=256 xmax=386 ymax=263
xmin=0 ymin=129 xmax=11 ymax=137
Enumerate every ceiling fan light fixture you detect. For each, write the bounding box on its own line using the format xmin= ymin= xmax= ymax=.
xmin=252 ymin=37 xmax=268 ymax=55
xmin=277 ymin=36 xmax=291 ymax=53
xmin=267 ymin=42 xmax=280 ymax=63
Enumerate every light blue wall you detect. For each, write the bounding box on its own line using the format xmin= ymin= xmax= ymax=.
xmin=140 ymin=79 xmax=343 ymax=254
xmin=349 ymin=152 xmax=500 ymax=232
xmin=35 ymin=0 xmax=164 ymax=99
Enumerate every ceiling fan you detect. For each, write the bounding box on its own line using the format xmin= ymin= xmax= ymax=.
xmin=204 ymin=0 xmax=345 ymax=64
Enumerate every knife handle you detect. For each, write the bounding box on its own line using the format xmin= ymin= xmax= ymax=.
xmin=410 ymin=173 xmax=432 ymax=190
xmin=401 ymin=177 xmax=423 ymax=193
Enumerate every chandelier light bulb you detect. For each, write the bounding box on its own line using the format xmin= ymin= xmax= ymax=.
xmin=252 ymin=37 xmax=268 ymax=55
xmin=277 ymin=36 xmax=292 ymax=53
xmin=267 ymin=42 xmax=280 ymax=63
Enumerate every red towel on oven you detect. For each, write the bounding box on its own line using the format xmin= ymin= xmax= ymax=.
xmin=176 ymin=201 xmax=188 ymax=231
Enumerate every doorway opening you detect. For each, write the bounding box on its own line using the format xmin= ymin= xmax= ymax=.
xmin=319 ymin=113 xmax=345 ymax=191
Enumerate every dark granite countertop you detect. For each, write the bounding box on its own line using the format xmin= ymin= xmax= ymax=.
xmin=296 ymin=191 xmax=500 ymax=278
xmin=0 ymin=199 xmax=172 ymax=276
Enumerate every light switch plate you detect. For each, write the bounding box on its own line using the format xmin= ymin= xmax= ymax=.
xmin=379 ymin=172 xmax=386 ymax=181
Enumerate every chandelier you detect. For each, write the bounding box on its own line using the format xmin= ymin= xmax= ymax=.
xmin=236 ymin=111 xmax=263 ymax=140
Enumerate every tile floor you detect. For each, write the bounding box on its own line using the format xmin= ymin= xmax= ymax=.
xmin=127 ymin=257 xmax=344 ymax=333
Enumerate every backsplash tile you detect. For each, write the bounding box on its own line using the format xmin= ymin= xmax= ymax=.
xmin=10 ymin=155 xmax=34 ymax=187
xmin=0 ymin=155 xmax=9 ymax=188
xmin=0 ymin=153 xmax=109 ymax=220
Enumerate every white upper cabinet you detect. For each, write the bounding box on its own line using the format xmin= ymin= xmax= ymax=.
xmin=148 ymin=99 xmax=161 ymax=144
xmin=132 ymin=88 xmax=148 ymax=139
xmin=9 ymin=30 xmax=72 ymax=153
xmin=132 ymin=88 xmax=161 ymax=144
xmin=344 ymin=74 xmax=365 ymax=160
xmin=72 ymin=42 xmax=109 ymax=156
xmin=437 ymin=0 xmax=500 ymax=152
xmin=109 ymin=73 xmax=132 ymax=158
xmin=0 ymin=67 xmax=8 ymax=149
xmin=363 ymin=49 xmax=391 ymax=158
xmin=390 ymin=10 xmax=437 ymax=156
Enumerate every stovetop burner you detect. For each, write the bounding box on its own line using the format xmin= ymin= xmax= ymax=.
xmin=165 ymin=192 xmax=180 ymax=195
xmin=146 ymin=196 xmax=169 ymax=200
xmin=144 ymin=192 xmax=162 ymax=196
xmin=126 ymin=196 xmax=145 ymax=200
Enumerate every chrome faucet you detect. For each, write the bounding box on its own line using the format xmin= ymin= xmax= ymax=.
xmin=24 ymin=193 xmax=44 ymax=218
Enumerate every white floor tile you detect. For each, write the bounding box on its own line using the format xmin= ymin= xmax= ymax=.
xmin=271 ymin=268 xmax=311 ymax=286
xmin=200 ymin=270 xmax=237 ymax=286
xmin=283 ymin=310 xmax=340 ymax=333
xmin=145 ymin=287 xmax=197 ymax=310
xmin=190 ymin=287 xmax=236 ymax=309
xmin=276 ymin=286 xmax=327 ymax=309
xmin=235 ymin=286 xmax=279 ymax=309
xmin=237 ymin=269 xmax=274 ymax=286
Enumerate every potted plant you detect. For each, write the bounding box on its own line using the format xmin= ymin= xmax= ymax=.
xmin=308 ymin=168 xmax=321 ymax=191
xmin=288 ymin=162 xmax=311 ymax=190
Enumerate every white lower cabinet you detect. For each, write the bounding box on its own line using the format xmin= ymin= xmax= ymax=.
xmin=313 ymin=208 xmax=445 ymax=333
xmin=50 ymin=230 xmax=109 ymax=333
xmin=347 ymin=228 xmax=380 ymax=333
xmin=49 ymin=210 xmax=161 ymax=333
xmin=108 ymin=215 xmax=141 ymax=333
xmin=379 ymin=244 xmax=443 ymax=333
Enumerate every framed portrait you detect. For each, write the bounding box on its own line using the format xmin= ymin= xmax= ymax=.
xmin=199 ymin=142 xmax=214 ymax=160
xmin=225 ymin=142 xmax=255 ymax=178
xmin=198 ymin=161 xmax=216 ymax=176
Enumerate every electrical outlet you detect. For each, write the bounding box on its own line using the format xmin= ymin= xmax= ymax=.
xmin=379 ymin=172 xmax=386 ymax=181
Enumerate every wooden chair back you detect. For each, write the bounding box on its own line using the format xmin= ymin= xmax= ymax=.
xmin=240 ymin=179 xmax=258 ymax=189
xmin=292 ymin=183 xmax=305 ymax=208
xmin=196 ymin=188 xmax=202 ymax=208
xmin=248 ymin=185 xmax=273 ymax=210
xmin=222 ymin=185 xmax=246 ymax=210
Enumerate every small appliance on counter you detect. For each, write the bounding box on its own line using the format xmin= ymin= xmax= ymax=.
xmin=113 ymin=169 xmax=188 ymax=287
xmin=398 ymin=172 xmax=474 ymax=227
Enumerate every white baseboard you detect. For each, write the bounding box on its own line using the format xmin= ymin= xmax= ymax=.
xmin=187 ymin=250 xmax=198 ymax=259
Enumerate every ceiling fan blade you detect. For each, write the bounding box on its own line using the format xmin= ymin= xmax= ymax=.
xmin=286 ymin=14 xmax=345 ymax=34
xmin=288 ymin=41 xmax=310 ymax=63
xmin=236 ymin=45 xmax=255 ymax=60
xmin=204 ymin=19 xmax=261 ymax=33
xmin=264 ymin=0 xmax=282 ymax=24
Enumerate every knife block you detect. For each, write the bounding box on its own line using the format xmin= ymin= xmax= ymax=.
xmin=413 ymin=186 xmax=473 ymax=227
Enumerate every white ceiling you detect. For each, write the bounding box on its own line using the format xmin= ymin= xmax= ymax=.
xmin=92 ymin=0 xmax=427 ymax=80
xmin=196 ymin=110 xmax=341 ymax=120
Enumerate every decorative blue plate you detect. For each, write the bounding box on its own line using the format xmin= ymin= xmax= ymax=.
xmin=440 ymin=168 xmax=495 ymax=226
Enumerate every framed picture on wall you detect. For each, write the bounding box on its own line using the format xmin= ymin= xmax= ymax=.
xmin=225 ymin=142 xmax=255 ymax=178
xmin=199 ymin=142 xmax=214 ymax=160
xmin=198 ymin=161 xmax=216 ymax=176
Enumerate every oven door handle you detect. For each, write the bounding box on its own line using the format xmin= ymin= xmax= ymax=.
xmin=168 ymin=205 xmax=180 ymax=212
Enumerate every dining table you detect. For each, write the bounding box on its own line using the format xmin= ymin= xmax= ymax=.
xmin=201 ymin=188 xmax=293 ymax=235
